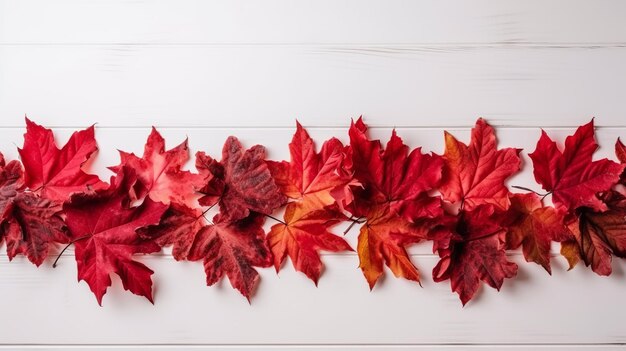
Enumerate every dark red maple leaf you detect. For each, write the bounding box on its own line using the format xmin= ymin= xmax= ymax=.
xmin=63 ymin=167 xmax=167 ymax=305
xmin=196 ymin=136 xmax=286 ymax=221
xmin=528 ymin=120 xmax=624 ymax=212
xmin=503 ymin=193 xmax=568 ymax=273
xmin=439 ymin=118 xmax=521 ymax=211
xmin=186 ymin=213 xmax=272 ymax=301
xmin=560 ymin=191 xmax=626 ymax=276
xmin=0 ymin=153 xmax=68 ymax=266
xmin=140 ymin=204 xmax=273 ymax=300
xmin=347 ymin=118 xmax=444 ymax=288
xmin=3 ymin=194 xmax=68 ymax=266
xmin=432 ymin=205 xmax=518 ymax=306
xmin=110 ymin=127 xmax=204 ymax=207
xmin=266 ymin=122 xmax=353 ymax=282
xmin=18 ymin=118 xmax=107 ymax=201
xmin=138 ymin=202 xmax=204 ymax=261
xmin=0 ymin=154 xmax=23 ymax=219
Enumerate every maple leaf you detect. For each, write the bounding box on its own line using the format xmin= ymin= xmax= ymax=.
xmin=138 ymin=202 xmax=204 ymax=261
xmin=349 ymin=117 xmax=443 ymax=216
xmin=560 ymin=191 xmax=626 ymax=276
xmin=0 ymin=154 xmax=68 ymax=266
xmin=196 ymin=136 xmax=286 ymax=221
xmin=141 ymin=204 xmax=273 ymax=300
xmin=109 ymin=127 xmax=204 ymax=207
xmin=267 ymin=121 xmax=355 ymax=210
xmin=432 ymin=205 xmax=518 ymax=306
xmin=141 ymin=134 xmax=283 ymax=299
xmin=3 ymin=194 xmax=68 ymax=266
xmin=617 ymin=138 xmax=626 ymax=164
xmin=357 ymin=203 xmax=435 ymax=289
xmin=503 ymin=193 xmax=568 ymax=273
xmin=63 ymin=167 xmax=167 ymax=305
xmin=528 ymin=120 xmax=624 ymax=212
xmin=439 ymin=118 xmax=521 ymax=211
xmin=0 ymin=154 xmax=23 ymax=219
xmin=18 ymin=118 xmax=107 ymax=201
xmin=617 ymin=138 xmax=626 ymax=185
xmin=266 ymin=122 xmax=354 ymax=282
xmin=267 ymin=202 xmax=351 ymax=284
xmin=347 ymin=118 xmax=445 ymax=288
xmin=559 ymin=238 xmax=581 ymax=270
xmin=186 ymin=213 xmax=273 ymax=301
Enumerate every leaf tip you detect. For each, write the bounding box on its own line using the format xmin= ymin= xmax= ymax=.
xmin=352 ymin=116 xmax=367 ymax=133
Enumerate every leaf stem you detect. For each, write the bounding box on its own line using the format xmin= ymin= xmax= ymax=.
xmin=197 ymin=202 xmax=217 ymax=220
xmin=52 ymin=235 xmax=91 ymax=268
xmin=265 ymin=214 xmax=286 ymax=225
xmin=512 ymin=185 xmax=551 ymax=198
xmin=343 ymin=216 xmax=364 ymax=235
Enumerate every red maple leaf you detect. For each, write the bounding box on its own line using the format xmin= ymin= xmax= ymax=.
xmin=110 ymin=127 xmax=204 ymax=207
xmin=63 ymin=167 xmax=167 ymax=305
xmin=560 ymin=191 xmax=626 ymax=276
xmin=0 ymin=153 xmax=68 ymax=266
xmin=439 ymin=118 xmax=521 ymax=211
xmin=432 ymin=205 xmax=518 ymax=306
xmin=347 ymin=118 xmax=444 ymax=288
xmin=196 ymin=136 xmax=286 ymax=221
xmin=503 ymin=193 xmax=568 ymax=273
xmin=18 ymin=118 xmax=107 ymax=201
xmin=528 ymin=120 xmax=624 ymax=212
xmin=617 ymin=138 xmax=626 ymax=164
xmin=268 ymin=121 xmax=355 ymax=210
xmin=266 ymin=122 xmax=353 ymax=282
xmin=617 ymin=138 xmax=626 ymax=185
xmin=349 ymin=117 xmax=443 ymax=217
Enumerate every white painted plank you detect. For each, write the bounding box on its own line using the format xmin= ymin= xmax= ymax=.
xmin=1 ymin=46 xmax=626 ymax=128
xmin=0 ymin=253 xmax=625 ymax=344
xmin=0 ymin=347 xmax=623 ymax=350
xmin=1 ymin=0 xmax=626 ymax=44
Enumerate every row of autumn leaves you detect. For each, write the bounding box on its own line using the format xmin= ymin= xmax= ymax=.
xmin=0 ymin=118 xmax=625 ymax=306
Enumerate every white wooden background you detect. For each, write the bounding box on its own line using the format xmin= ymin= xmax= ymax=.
xmin=1 ymin=1 xmax=626 ymax=349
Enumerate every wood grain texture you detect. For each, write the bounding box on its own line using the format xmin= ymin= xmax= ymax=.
xmin=1 ymin=46 xmax=626 ymax=128
xmin=0 ymin=347 xmax=624 ymax=351
xmin=1 ymin=0 xmax=626 ymax=44
xmin=1 ymin=254 xmax=626 ymax=345
xmin=1 ymin=0 xmax=626 ymax=348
